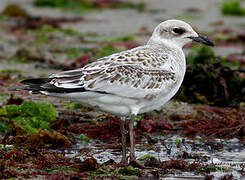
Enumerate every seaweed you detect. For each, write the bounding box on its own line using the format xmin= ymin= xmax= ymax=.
xmin=0 ymin=15 xmax=9 ymax=21
xmin=79 ymin=134 xmax=91 ymax=144
xmin=140 ymin=119 xmax=172 ymax=133
xmin=31 ymin=25 xmax=81 ymax=37
xmin=0 ymin=120 xmax=9 ymax=134
xmin=62 ymin=45 xmax=121 ymax=70
xmin=117 ymin=166 xmax=140 ymax=176
xmin=73 ymin=116 xmax=122 ymax=140
xmin=162 ymin=159 xmax=226 ymax=173
xmin=62 ymin=54 xmax=91 ymax=70
xmin=79 ymin=157 xmax=99 ymax=172
xmin=181 ymin=106 xmax=245 ymax=138
xmin=139 ymin=154 xmax=156 ymax=162
xmin=177 ymin=45 xmax=245 ymax=107
xmin=221 ymin=0 xmax=245 ymax=16
xmin=213 ymin=28 xmax=245 ymax=45
xmin=64 ymin=102 xmax=89 ymax=110
xmin=22 ymin=17 xmax=83 ymax=30
xmin=0 ymin=101 xmax=58 ymax=134
xmin=34 ymin=0 xmax=94 ymax=12
xmin=1 ymin=4 xmax=29 ymax=18
xmin=8 ymin=129 xmax=72 ymax=148
xmin=34 ymin=0 xmax=146 ymax=13
xmin=0 ymin=146 xmax=88 ymax=179
xmin=187 ymin=45 xmax=216 ymax=65
xmin=94 ymin=44 xmax=121 ymax=58
xmin=104 ymin=34 xmax=135 ymax=43
xmin=219 ymin=174 xmax=234 ymax=180
xmin=4 ymin=94 xmax=24 ymax=106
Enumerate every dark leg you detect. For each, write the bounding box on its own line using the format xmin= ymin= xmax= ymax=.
xmin=118 ymin=117 xmax=127 ymax=166
xmin=129 ymin=114 xmax=145 ymax=168
xmin=129 ymin=115 xmax=135 ymax=161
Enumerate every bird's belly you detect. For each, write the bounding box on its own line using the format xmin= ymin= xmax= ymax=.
xmin=138 ymin=73 xmax=185 ymax=114
xmin=47 ymin=91 xmax=138 ymax=116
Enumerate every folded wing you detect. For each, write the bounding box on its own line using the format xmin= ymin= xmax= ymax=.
xmin=48 ymin=49 xmax=177 ymax=99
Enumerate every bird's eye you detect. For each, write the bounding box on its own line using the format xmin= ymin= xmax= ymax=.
xmin=172 ymin=28 xmax=185 ymax=35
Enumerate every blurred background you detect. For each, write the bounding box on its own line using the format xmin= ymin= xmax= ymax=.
xmin=0 ymin=0 xmax=244 ymax=179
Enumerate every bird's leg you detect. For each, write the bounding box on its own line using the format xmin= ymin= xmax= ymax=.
xmin=129 ymin=114 xmax=145 ymax=168
xmin=129 ymin=114 xmax=136 ymax=160
xmin=118 ymin=117 xmax=127 ymax=166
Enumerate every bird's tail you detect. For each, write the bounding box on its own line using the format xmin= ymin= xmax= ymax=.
xmin=9 ymin=78 xmax=51 ymax=94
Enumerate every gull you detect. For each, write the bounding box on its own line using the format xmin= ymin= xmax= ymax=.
xmin=12 ymin=19 xmax=214 ymax=167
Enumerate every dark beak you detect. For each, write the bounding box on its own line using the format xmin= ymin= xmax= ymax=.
xmin=188 ymin=35 xmax=214 ymax=46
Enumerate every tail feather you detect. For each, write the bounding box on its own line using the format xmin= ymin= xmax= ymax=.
xmin=9 ymin=78 xmax=52 ymax=93
xmin=10 ymin=77 xmax=86 ymax=94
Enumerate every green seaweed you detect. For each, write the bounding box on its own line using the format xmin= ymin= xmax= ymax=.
xmin=0 ymin=101 xmax=58 ymax=133
xmin=34 ymin=0 xmax=94 ymax=13
xmin=31 ymin=25 xmax=80 ymax=37
xmin=0 ymin=69 xmax=21 ymax=74
xmin=135 ymin=115 xmax=144 ymax=122
xmin=58 ymin=47 xmax=85 ymax=60
xmin=187 ymin=45 xmax=215 ymax=65
xmin=94 ymin=45 xmax=120 ymax=58
xmin=30 ymin=25 xmax=81 ymax=45
xmin=0 ymin=144 xmax=14 ymax=151
xmin=92 ymin=166 xmax=140 ymax=179
xmin=34 ymin=0 xmax=146 ymax=13
xmin=0 ymin=15 xmax=9 ymax=21
xmin=196 ymin=166 xmax=225 ymax=173
xmin=80 ymin=134 xmax=91 ymax=144
xmin=221 ymin=0 xmax=245 ymax=16
xmin=44 ymin=167 xmax=78 ymax=173
xmin=49 ymin=44 xmax=120 ymax=61
xmin=64 ymin=102 xmax=88 ymax=110
xmin=54 ymin=45 xmax=117 ymax=60
xmin=93 ymin=168 xmax=109 ymax=175
xmin=0 ymin=120 xmax=9 ymax=133
xmin=104 ymin=34 xmax=135 ymax=42
xmin=117 ymin=166 xmax=139 ymax=176
xmin=0 ymin=93 xmax=10 ymax=104
xmin=115 ymin=2 xmax=145 ymax=11
xmin=1 ymin=4 xmax=29 ymax=17
xmin=178 ymin=45 xmax=244 ymax=106
xmin=139 ymin=154 xmax=155 ymax=161
xmin=187 ymin=45 xmax=241 ymax=67
xmin=7 ymin=57 xmax=28 ymax=63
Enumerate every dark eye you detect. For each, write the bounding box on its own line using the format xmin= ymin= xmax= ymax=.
xmin=173 ymin=28 xmax=185 ymax=34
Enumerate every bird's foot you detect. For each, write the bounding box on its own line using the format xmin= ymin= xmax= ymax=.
xmin=129 ymin=158 xmax=147 ymax=169
xmin=117 ymin=159 xmax=127 ymax=167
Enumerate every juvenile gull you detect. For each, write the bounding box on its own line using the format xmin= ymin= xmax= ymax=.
xmin=12 ymin=19 xmax=214 ymax=167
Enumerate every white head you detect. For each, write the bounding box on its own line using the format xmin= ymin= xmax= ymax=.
xmin=148 ymin=19 xmax=214 ymax=48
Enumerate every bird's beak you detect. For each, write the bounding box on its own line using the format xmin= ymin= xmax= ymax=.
xmin=188 ymin=35 xmax=214 ymax=46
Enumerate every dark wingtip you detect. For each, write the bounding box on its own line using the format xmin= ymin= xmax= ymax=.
xmin=8 ymin=86 xmax=27 ymax=91
xmin=8 ymin=87 xmax=18 ymax=91
xmin=21 ymin=78 xmax=51 ymax=85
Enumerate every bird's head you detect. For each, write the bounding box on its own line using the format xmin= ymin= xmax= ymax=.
xmin=148 ymin=19 xmax=214 ymax=48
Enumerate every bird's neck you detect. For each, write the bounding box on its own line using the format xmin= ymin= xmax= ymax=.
xmin=147 ymin=39 xmax=186 ymax=71
xmin=148 ymin=36 xmax=182 ymax=47
xmin=147 ymin=38 xmax=184 ymax=57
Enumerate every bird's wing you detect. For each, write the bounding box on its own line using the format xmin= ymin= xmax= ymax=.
xmin=49 ymin=48 xmax=178 ymax=99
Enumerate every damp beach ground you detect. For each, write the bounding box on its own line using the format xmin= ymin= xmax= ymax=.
xmin=0 ymin=0 xmax=244 ymax=179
